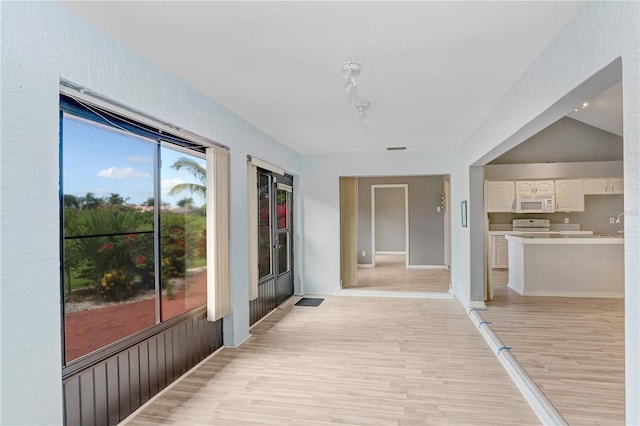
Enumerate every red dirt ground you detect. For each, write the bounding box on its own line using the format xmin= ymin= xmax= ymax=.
xmin=65 ymin=270 xmax=207 ymax=361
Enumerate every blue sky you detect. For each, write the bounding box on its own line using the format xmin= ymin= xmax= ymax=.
xmin=62 ymin=117 xmax=206 ymax=207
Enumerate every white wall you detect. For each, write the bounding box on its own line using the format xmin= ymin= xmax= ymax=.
xmin=301 ymin=150 xmax=462 ymax=296
xmin=458 ymin=2 xmax=640 ymax=423
xmin=0 ymin=2 xmax=301 ymax=424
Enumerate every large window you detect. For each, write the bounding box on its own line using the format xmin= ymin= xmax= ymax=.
xmin=60 ymin=94 xmax=211 ymax=365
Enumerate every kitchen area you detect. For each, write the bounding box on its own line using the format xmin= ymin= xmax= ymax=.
xmin=486 ymin=173 xmax=624 ymax=298
xmin=484 ymin=106 xmax=624 ymax=300
xmin=482 ymin=170 xmax=626 ymax=423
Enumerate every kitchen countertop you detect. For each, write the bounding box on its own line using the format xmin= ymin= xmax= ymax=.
xmin=506 ymin=233 xmax=623 ymax=244
xmin=488 ymin=230 xmax=594 ymax=236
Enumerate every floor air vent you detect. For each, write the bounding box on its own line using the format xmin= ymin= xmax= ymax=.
xmin=295 ymin=298 xmax=324 ymax=307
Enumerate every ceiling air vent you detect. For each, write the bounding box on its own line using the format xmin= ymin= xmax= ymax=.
xmin=386 ymin=146 xmax=406 ymax=151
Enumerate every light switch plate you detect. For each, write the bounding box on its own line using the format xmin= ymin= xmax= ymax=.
xmin=610 ymin=218 xmax=615 ymax=224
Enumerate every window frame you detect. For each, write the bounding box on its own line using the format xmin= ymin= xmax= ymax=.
xmin=59 ymin=90 xmax=223 ymax=376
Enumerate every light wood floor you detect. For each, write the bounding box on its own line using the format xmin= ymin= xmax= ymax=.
xmin=356 ymin=255 xmax=450 ymax=292
xmin=486 ymin=269 xmax=625 ymax=425
xmin=124 ymin=296 xmax=538 ymax=425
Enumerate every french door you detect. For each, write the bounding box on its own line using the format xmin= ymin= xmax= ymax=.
xmin=258 ymin=170 xmax=293 ymax=306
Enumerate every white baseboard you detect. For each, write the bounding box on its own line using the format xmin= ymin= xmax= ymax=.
xmin=523 ymin=290 xmax=624 ymax=298
xmin=408 ymin=264 xmax=448 ymax=270
xmin=375 ymin=251 xmax=406 ymax=255
xmin=337 ymin=288 xmax=455 ymax=299
xmin=467 ymin=300 xmax=486 ymax=309
xmin=357 ymin=264 xmax=374 ymax=268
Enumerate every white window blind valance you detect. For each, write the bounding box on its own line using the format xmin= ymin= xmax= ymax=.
xmin=248 ymin=156 xmax=284 ymax=176
xmin=207 ymin=148 xmax=231 ymax=321
xmin=248 ymin=164 xmax=259 ymax=301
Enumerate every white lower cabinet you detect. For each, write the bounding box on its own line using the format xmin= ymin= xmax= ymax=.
xmin=491 ymin=235 xmax=509 ymax=268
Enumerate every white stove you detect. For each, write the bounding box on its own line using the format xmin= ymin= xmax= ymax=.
xmin=512 ymin=218 xmax=550 ymax=232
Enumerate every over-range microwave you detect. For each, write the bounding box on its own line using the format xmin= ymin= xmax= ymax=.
xmin=513 ymin=194 xmax=555 ymax=213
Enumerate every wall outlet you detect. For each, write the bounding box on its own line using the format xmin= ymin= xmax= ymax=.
xmin=564 ymin=217 xmax=570 ymax=224
xmin=361 ymin=250 xmax=366 ymax=257
xmin=610 ymin=217 xmax=615 ymax=224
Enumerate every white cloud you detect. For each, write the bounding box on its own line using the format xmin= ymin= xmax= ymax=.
xmin=128 ymin=155 xmax=153 ymax=164
xmin=97 ymin=166 xmax=150 ymax=179
xmin=161 ymin=177 xmax=185 ymax=195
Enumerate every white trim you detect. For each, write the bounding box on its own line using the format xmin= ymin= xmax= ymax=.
xmin=371 ymin=184 xmax=410 ymax=268
xmin=248 ymin=156 xmax=284 ymax=176
xmin=276 ymin=182 xmax=293 ymax=192
xmin=336 ymin=289 xmax=455 ymax=299
xmin=511 ymin=289 xmax=625 ymax=298
xmin=357 ymin=264 xmax=375 ymax=268
xmin=408 ymin=265 xmax=448 ymax=270
xmin=375 ymin=251 xmax=406 ymax=255
xmin=248 ymin=164 xmax=259 ymax=301
xmin=467 ymin=300 xmax=487 ymax=309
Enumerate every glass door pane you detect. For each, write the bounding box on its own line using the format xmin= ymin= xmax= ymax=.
xmin=277 ymin=232 xmax=289 ymax=274
xmin=258 ymin=173 xmax=272 ymax=278
xmin=276 ymin=189 xmax=288 ymax=229
xmin=159 ymin=147 xmax=208 ymax=321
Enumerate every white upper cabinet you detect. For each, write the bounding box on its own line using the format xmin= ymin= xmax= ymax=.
xmin=555 ymin=179 xmax=584 ymax=212
xmin=584 ymin=178 xmax=623 ymax=195
xmin=610 ymin=178 xmax=624 ymax=194
xmin=515 ymin=180 xmax=555 ymax=195
xmin=486 ymin=181 xmax=515 ymax=212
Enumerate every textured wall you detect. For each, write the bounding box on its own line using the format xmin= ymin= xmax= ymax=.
xmin=459 ymin=2 xmax=640 ymax=422
xmin=0 ymin=2 xmax=301 ymax=424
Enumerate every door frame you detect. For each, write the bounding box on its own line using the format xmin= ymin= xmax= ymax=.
xmin=274 ymin=177 xmax=294 ymax=305
xmin=371 ymin=184 xmax=409 ymax=268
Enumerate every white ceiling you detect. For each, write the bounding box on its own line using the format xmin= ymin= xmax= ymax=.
xmin=60 ymin=1 xmax=587 ymax=155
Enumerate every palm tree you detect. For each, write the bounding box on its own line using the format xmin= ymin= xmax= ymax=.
xmin=176 ymin=197 xmax=194 ymax=208
xmin=169 ymin=157 xmax=206 ymax=198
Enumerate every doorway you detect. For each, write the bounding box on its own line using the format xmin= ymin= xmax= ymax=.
xmin=371 ymin=184 xmax=409 ymax=268
xmin=252 ymin=169 xmax=294 ymax=323
xmin=340 ymin=175 xmax=451 ymax=293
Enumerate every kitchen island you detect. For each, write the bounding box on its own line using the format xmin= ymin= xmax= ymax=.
xmin=505 ymin=234 xmax=624 ymax=298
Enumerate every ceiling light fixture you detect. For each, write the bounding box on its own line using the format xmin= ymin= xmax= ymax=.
xmin=342 ymin=61 xmax=361 ymax=92
xmin=574 ymin=101 xmax=589 ymax=112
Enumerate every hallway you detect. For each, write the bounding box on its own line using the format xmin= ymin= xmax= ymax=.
xmin=124 ymin=296 xmax=537 ymax=425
